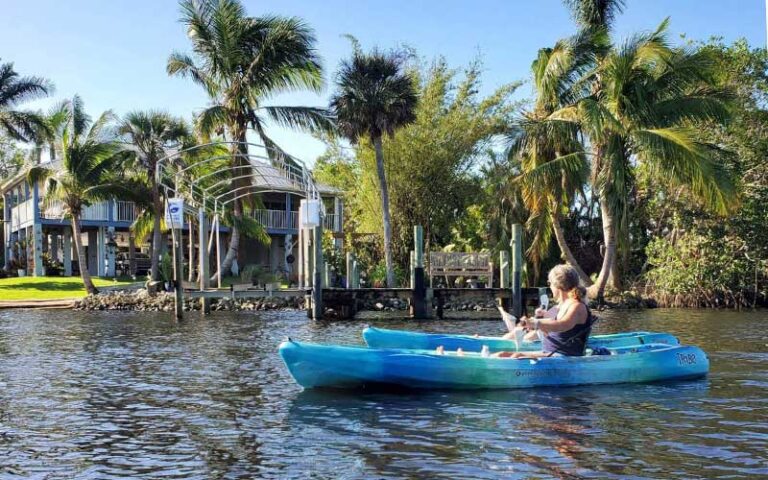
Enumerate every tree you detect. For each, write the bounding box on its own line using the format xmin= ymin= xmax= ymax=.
xmin=119 ymin=111 xmax=190 ymax=281
xmin=0 ymin=59 xmax=53 ymax=142
xmin=27 ymin=96 xmax=137 ymax=294
xmin=508 ymin=34 xmax=595 ymax=285
xmin=573 ymin=20 xmax=736 ymax=301
xmin=330 ymin=43 xmax=418 ymax=287
xmin=0 ymin=136 xmax=24 ymax=180
xmin=168 ymin=0 xmax=334 ymax=279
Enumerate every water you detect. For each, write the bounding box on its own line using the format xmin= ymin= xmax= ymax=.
xmin=0 ymin=308 xmax=766 ymax=479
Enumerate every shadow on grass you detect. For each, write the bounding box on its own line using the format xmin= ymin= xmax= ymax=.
xmin=0 ymin=280 xmax=86 ymax=292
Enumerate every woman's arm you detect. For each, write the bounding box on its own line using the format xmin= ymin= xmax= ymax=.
xmin=530 ymin=302 xmax=587 ymax=333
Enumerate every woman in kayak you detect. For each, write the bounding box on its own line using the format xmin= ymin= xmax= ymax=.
xmin=495 ymin=264 xmax=594 ymax=358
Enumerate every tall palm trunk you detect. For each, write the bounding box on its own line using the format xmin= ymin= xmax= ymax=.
xmin=216 ymin=137 xmax=247 ymax=280
xmin=550 ymin=211 xmax=592 ymax=286
xmin=71 ymin=214 xmax=98 ymax=295
xmin=373 ymin=136 xmax=395 ymax=287
xmin=589 ymin=195 xmax=617 ymax=303
xmin=150 ymin=182 xmax=163 ymax=281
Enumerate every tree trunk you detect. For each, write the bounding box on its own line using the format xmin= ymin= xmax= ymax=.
xmin=216 ymin=137 xmax=247 ymax=279
xmin=588 ymin=195 xmax=617 ymax=303
xmin=150 ymin=182 xmax=163 ymax=281
xmin=550 ymin=211 xmax=592 ymax=286
xmin=71 ymin=215 xmax=98 ymax=295
xmin=373 ymin=136 xmax=395 ymax=287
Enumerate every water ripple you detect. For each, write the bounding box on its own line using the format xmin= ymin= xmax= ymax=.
xmin=0 ymin=308 xmax=766 ymax=478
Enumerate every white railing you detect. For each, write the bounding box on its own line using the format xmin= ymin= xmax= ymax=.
xmin=43 ymin=200 xmax=117 ymax=221
xmin=323 ymin=213 xmax=338 ymax=231
xmin=251 ymin=209 xmax=298 ymax=230
xmin=250 ymin=209 xmax=340 ymax=231
xmin=10 ymin=198 xmax=34 ymax=226
xmin=82 ymin=203 xmax=110 ymax=221
xmin=115 ymin=201 xmax=137 ymax=222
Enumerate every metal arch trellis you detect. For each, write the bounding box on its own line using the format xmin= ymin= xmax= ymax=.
xmin=155 ymin=141 xmax=322 ymax=211
xmin=154 ymin=141 xmax=324 ymax=290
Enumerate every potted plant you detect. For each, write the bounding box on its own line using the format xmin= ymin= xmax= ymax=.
xmin=11 ymin=241 xmax=27 ymax=277
xmin=159 ymin=252 xmax=174 ymax=292
xmin=41 ymin=252 xmax=62 ymax=276
xmin=241 ymin=264 xmax=265 ymax=287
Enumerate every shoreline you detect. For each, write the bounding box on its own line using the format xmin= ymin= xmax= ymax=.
xmin=2 ymin=289 xmax=760 ymax=313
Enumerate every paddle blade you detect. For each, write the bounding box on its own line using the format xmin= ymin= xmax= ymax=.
xmin=496 ymin=305 xmax=517 ymax=332
xmin=540 ymin=293 xmax=549 ymax=310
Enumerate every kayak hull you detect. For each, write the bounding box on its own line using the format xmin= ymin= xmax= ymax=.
xmin=363 ymin=327 xmax=679 ymax=353
xmin=279 ymin=341 xmax=708 ymax=390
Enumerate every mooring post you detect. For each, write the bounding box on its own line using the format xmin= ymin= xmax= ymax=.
xmin=411 ymin=225 xmax=429 ymax=318
xmin=499 ymin=250 xmax=511 ymax=311
xmin=500 ymin=251 xmax=510 ymax=288
xmin=311 ymin=225 xmax=324 ymax=320
xmin=488 ymin=261 xmax=494 ymax=288
xmin=198 ymin=207 xmax=210 ymax=314
xmin=172 ymin=226 xmax=184 ymax=320
xmin=345 ymin=251 xmax=353 ymax=289
xmin=352 ymin=259 xmax=360 ymax=288
xmin=410 ymin=250 xmax=415 ymax=288
xmin=511 ymin=223 xmax=523 ymax=318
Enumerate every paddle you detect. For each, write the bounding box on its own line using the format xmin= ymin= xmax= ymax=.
xmin=496 ymin=306 xmax=525 ymax=351
xmin=536 ymin=293 xmax=549 ymax=343
xmin=496 ymin=305 xmax=517 ymax=332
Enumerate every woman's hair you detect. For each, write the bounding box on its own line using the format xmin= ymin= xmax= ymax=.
xmin=548 ymin=264 xmax=588 ymax=302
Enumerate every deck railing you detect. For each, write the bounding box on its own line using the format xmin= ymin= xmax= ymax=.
xmin=115 ymin=201 xmax=137 ymax=222
xmin=251 ymin=209 xmax=298 ymax=230
xmin=250 ymin=209 xmax=341 ymax=232
xmin=10 ymin=198 xmax=34 ymax=226
xmin=42 ymin=200 xmax=137 ymax=222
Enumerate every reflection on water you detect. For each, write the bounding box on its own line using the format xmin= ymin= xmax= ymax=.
xmin=0 ymin=308 xmax=766 ymax=479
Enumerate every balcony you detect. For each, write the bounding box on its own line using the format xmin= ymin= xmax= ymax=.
xmin=9 ymin=198 xmax=34 ymax=227
xmin=41 ymin=200 xmax=138 ymax=223
xmin=250 ymin=209 xmax=341 ymax=232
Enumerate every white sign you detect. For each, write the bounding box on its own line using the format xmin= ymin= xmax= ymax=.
xmin=165 ymin=198 xmax=184 ymax=227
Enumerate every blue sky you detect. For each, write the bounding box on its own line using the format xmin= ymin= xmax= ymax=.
xmin=1 ymin=0 xmax=765 ymax=165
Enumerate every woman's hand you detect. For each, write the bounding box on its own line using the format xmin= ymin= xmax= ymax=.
xmin=534 ymin=307 xmax=547 ymax=318
xmin=520 ymin=316 xmax=541 ymax=331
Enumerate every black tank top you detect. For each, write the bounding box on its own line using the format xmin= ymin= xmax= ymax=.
xmin=542 ymin=302 xmax=594 ymax=356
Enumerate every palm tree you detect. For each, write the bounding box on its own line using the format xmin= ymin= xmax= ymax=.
xmin=0 ymin=59 xmax=53 ymax=142
xmin=118 ymin=111 xmax=190 ymax=281
xmin=509 ymin=34 xmax=596 ymax=285
xmin=27 ymin=96 xmax=136 ymax=294
xmin=330 ymin=45 xmax=418 ymax=287
xmin=167 ymin=0 xmax=334 ymax=279
xmin=553 ymin=19 xmax=736 ymax=301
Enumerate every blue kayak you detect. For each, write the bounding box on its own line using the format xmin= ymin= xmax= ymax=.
xmin=279 ymin=341 xmax=708 ymax=390
xmin=363 ymin=327 xmax=679 ymax=353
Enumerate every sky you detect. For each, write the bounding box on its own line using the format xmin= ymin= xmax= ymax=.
xmin=1 ymin=0 xmax=765 ymax=166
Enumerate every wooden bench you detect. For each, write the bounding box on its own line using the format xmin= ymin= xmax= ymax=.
xmin=429 ymin=252 xmax=493 ymax=287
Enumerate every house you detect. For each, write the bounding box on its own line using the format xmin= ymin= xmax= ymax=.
xmin=2 ymin=160 xmax=343 ymax=281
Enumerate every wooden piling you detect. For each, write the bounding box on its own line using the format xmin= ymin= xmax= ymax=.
xmin=311 ymin=225 xmax=323 ymax=320
xmin=172 ymin=226 xmax=184 ymax=320
xmin=511 ymin=223 xmax=523 ymax=318
xmin=198 ymin=208 xmax=210 ymax=314
xmin=411 ymin=225 xmax=429 ymax=318
xmin=346 ymin=252 xmax=354 ymax=289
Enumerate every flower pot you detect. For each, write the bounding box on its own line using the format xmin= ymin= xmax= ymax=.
xmin=17 ymin=269 xmax=26 ymax=277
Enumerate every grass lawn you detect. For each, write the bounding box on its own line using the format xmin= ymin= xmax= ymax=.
xmin=0 ymin=276 xmax=138 ymax=301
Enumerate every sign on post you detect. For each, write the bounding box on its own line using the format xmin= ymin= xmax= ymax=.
xmin=165 ymin=198 xmax=184 ymax=227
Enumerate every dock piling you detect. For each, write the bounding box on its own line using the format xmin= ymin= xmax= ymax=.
xmin=198 ymin=207 xmax=210 ymax=314
xmin=511 ymin=223 xmax=523 ymax=318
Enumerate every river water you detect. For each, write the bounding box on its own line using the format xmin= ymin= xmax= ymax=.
xmin=0 ymin=308 xmax=765 ymax=479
